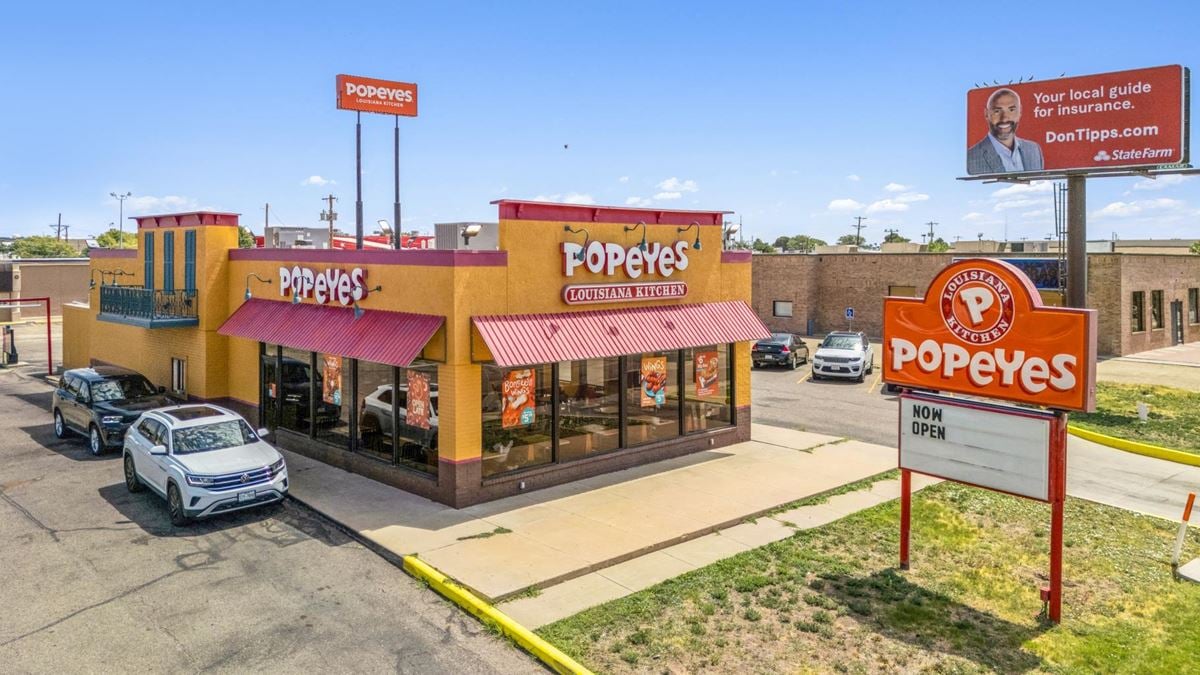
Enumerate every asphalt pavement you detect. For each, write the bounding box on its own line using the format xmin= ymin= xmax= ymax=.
xmin=0 ymin=371 xmax=540 ymax=674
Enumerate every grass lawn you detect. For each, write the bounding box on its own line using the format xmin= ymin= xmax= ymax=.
xmin=1071 ymin=382 xmax=1200 ymax=454
xmin=538 ymin=482 xmax=1200 ymax=674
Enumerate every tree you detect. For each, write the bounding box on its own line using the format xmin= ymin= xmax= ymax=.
xmin=751 ymin=238 xmax=776 ymax=253
xmin=237 ymin=226 xmax=256 ymax=249
xmin=786 ymin=235 xmax=826 ymax=252
xmin=772 ymin=236 xmax=791 ymax=251
xmin=837 ymin=234 xmax=866 ymax=247
xmin=95 ymin=228 xmax=138 ymax=249
xmin=882 ymin=231 xmax=910 ymax=244
xmin=1191 ymin=241 xmax=1200 ymax=254
xmin=7 ymin=236 xmax=79 ymax=258
xmin=927 ymin=237 xmax=951 ymax=253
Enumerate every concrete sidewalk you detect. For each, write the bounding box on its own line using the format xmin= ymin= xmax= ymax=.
xmin=284 ymin=424 xmax=897 ymax=603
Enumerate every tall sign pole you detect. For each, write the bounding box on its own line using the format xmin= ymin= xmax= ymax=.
xmin=1066 ymin=175 xmax=1087 ymax=308
xmin=355 ymin=111 xmax=364 ymax=250
xmin=394 ymin=115 xmax=401 ymax=249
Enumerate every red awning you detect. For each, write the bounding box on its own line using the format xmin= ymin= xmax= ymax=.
xmin=472 ymin=301 xmax=770 ymax=367
xmin=218 ymin=299 xmax=443 ymax=368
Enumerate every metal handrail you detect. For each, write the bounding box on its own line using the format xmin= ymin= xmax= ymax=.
xmin=99 ymin=286 xmax=197 ymax=320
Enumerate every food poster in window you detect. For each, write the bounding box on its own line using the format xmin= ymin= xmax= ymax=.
xmin=501 ymin=368 xmax=536 ymax=428
xmin=694 ymin=350 xmax=719 ymax=397
xmin=406 ymin=369 xmax=432 ymax=430
xmin=322 ymin=355 xmax=343 ymax=405
xmin=640 ymin=355 xmax=668 ymax=407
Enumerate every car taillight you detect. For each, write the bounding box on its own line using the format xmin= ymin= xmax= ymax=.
xmin=752 ymin=345 xmax=760 ymax=352
xmin=780 ymin=346 xmax=790 ymax=353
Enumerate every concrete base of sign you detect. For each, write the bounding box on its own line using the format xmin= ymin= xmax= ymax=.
xmin=1177 ymin=558 xmax=1200 ymax=583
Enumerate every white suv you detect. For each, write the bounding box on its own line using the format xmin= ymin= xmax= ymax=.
xmin=812 ymin=331 xmax=875 ymax=382
xmin=123 ymin=405 xmax=288 ymax=526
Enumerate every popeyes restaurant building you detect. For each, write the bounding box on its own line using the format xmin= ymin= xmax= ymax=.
xmin=63 ymin=201 xmax=768 ymax=507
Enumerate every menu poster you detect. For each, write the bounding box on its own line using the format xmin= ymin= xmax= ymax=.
xmin=695 ymin=350 xmax=719 ymax=397
xmin=322 ymin=355 xmax=343 ymax=405
xmin=640 ymin=355 xmax=668 ymax=407
xmin=406 ymin=370 xmax=432 ymax=430
xmin=501 ymin=368 xmax=536 ymax=428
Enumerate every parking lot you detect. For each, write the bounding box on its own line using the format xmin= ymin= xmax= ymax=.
xmin=751 ymin=337 xmax=899 ymax=448
xmin=0 ymin=371 xmax=538 ymax=674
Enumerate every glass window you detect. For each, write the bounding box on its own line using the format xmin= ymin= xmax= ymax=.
xmin=314 ymin=353 xmax=351 ymax=448
xmin=1131 ymin=292 xmax=1145 ymax=332
xmin=172 ymin=420 xmax=258 ymax=454
xmin=772 ymin=301 xmax=793 ymax=317
xmin=482 ymin=364 xmax=553 ymax=477
xmin=1189 ymin=288 xmax=1199 ymax=325
xmin=91 ymin=375 xmax=157 ymax=402
xmin=279 ymin=348 xmax=315 ymax=436
xmin=357 ymin=361 xmax=394 ymax=463
xmin=684 ymin=344 xmax=732 ymax=433
xmin=397 ymin=362 xmax=439 ymax=476
xmin=1151 ymin=290 xmax=1164 ymax=330
xmin=556 ymin=357 xmax=621 ymax=462
xmin=625 ymin=351 xmax=680 ymax=446
xmin=260 ymin=344 xmax=280 ymax=430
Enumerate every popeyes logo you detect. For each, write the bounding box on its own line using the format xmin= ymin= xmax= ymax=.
xmin=884 ymin=258 xmax=1097 ymax=412
xmin=279 ymin=265 xmax=369 ymax=306
xmin=562 ymin=240 xmax=691 ymax=278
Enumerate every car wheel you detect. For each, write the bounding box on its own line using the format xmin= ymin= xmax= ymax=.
xmin=88 ymin=425 xmax=103 ymax=456
xmin=791 ymin=355 xmax=799 ymax=370
xmin=53 ymin=410 xmax=67 ymax=439
xmin=124 ymin=454 xmax=143 ymax=493
xmin=167 ymin=483 xmax=190 ymax=527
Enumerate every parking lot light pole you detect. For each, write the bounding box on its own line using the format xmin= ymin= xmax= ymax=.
xmin=110 ymin=192 xmax=132 ymax=247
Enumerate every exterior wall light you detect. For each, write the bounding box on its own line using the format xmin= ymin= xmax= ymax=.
xmin=563 ymin=225 xmax=590 ymax=261
xmin=623 ymin=221 xmax=647 ymax=251
xmin=353 ymin=285 xmax=382 ymax=320
xmin=461 ymin=223 xmax=483 ymax=247
xmin=89 ymin=268 xmax=118 ymax=289
xmin=244 ymin=273 xmax=272 ymax=301
xmin=676 ymin=221 xmax=702 ymax=250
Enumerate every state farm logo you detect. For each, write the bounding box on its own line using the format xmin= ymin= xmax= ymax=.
xmin=940 ymin=269 xmax=1015 ymax=344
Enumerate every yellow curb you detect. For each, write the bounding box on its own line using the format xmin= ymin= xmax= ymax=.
xmin=1068 ymin=425 xmax=1200 ymax=468
xmin=402 ymin=555 xmax=594 ymax=675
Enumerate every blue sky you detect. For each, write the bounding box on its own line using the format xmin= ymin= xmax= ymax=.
xmin=3 ymin=1 xmax=1198 ymax=245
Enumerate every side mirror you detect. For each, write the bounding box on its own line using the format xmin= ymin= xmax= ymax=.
xmin=256 ymin=428 xmax=270 ymax=437
xmin=150 ymin=445 xmax=168 ymax=456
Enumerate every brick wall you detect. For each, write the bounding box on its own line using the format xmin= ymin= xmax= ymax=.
xmin=1119 ymin=254 xmax=1200 ymax=355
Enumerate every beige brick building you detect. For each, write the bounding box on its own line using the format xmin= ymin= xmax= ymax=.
xmin=752 ymin=252 xmax=1200 ymax=356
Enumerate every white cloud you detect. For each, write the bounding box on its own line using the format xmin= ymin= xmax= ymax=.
xmin=1092 ymin=198 xmax=1186 ymax=219
xmin=532 ymin=192 xmax=596 ymax=205
xmin=895 ymin=192 xmax=929 ymax=203
xmin=962 ymin=212 xmax=986 ymax=222
xmin=1022 ymin=208 xmax=1052 ymax=218
xmin=1132 ymin=174 xmax=1191 ymax=191
xmin=827 ymin=198 xmax=865 ymax=212
xmin=654 ymin=191 xmax=683 ymax=200
xmin=990 ymin=181 xmax=1053 ymax=199
xmin=625 ymin=196 xmax=653 ymax=207
xmin=994 ymin=198 xmax=1047 ymax=211
xmin=126 ymin=195 xmax=198 ymax=213
xmin=301 ymin=175 xmax=335 ymax=187
xmin=883 ymin=182 xmax=910 ymax=193
xmin=846 ymin=174 xmax=861 ymax=182
xmin=618 ymin=176 xmax=630 ymax=183
xmin=866 ymin=199 xmax=910 ymax=214
xmin=656 ymin=177 xmax=699 ymax=193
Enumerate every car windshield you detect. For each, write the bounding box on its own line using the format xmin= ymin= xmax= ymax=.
xmin=821 ymin=336 xmax=862 ymax=351
xmin=172 ymin=420 xmax=258 ymax=454
xmin=90 ymin=375 xmax=157 ymax=402
xmin=769 ymin=333 xmax=791 ymax=342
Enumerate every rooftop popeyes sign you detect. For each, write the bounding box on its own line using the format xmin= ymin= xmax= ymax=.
xmin=883 ymin=258 xmax=1097 ymax=412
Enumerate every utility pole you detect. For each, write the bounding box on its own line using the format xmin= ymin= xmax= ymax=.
xmin=884 ymin=227 xmax=899 ymax=243
xmin=925 ymin=221 xmax=938 ymax=243
xmin=110 ymin=192 xmax=132 ymax=248
xmin=853 ymin=216 xmax=868 ymax=246
xmin=264 ymin=203 xmax=269 ymax=233
xmin=48 ymin=213 xmax=72 ymax=240
xmin=320 ymin=194 xmax=338 ymax=249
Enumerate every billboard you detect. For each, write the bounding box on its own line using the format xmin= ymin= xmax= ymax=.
xmin=336 ymin=74 xmax=418 ymax=116
xmin=883 ymin=258 xmax=1097 ymax=412
xmin=966 ymin=65 xmax=1187 ymax=176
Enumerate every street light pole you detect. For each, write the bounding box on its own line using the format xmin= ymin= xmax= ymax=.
xmin=110 ymin=192 xmax=132 ymax=247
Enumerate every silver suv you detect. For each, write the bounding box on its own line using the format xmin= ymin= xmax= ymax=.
xmin=812 ymin=332 xmax=874 ymax=382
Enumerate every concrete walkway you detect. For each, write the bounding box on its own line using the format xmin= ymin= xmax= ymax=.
xmin=284 ymin=424 xmax=897 ymax=603
xmin=1067 ymin=434 xmax=1200 ymax=522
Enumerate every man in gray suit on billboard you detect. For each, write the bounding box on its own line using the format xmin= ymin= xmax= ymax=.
xmin=967 ymin=88 xmax=1044 ymax=174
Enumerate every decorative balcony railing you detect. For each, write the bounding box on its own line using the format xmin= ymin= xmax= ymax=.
xmin=98 ymin=286 xmax=198 ymax=327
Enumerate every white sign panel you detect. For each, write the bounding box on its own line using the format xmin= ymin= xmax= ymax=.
xmin=899 ymin=393 xmax=1052 ymax=502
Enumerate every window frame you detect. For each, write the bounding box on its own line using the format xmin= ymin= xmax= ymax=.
xmin=772 ymin=300 xmax=793 ymax=318
xmin=1189 ymin=288 xmax=1199 ymax=325
xmin=1131 ymin=291 xmax=1145 ymax=333
xmin=1151 ymin=290 xmax=1164 ymax=330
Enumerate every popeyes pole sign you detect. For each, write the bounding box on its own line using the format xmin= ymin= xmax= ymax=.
xmin=885 ymin=257 xmax=1097 ymax=625
xmin=561 ymin=239 xmax=690 ymax=305
xmin=336 ymin=74 xmax=418 ymax=116
xmin=884 ymin=257 xmax=1096 ymax=411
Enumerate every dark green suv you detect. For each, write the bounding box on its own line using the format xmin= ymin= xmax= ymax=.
xmin=52 ymin=367 xmax=175 ymax=455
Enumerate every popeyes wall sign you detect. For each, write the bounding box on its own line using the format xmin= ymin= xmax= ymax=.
xmin=561 ymin=239 xmax=692 ymax=305
xmin=883 ymin=258 xmax=1097 ymax=412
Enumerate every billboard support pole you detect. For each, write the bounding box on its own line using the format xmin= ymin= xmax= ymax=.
xmin=1048 ymin=412 xmax=1067 ymax=624
xmin=355 ymin=111 xmax=364 ymax=251
xmin=1066 ymin=175 xmax=1087 ymax=308
xmin=899 ymin=468 xmax=911 ymax=570
xmin=393 ymin=115 xmax=401 ymax=250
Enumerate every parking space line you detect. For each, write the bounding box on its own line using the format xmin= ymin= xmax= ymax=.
xmin=796 ymin=370 xmax=811 ymax=384
xmin=870 ymin=371 xmax=882 ymax=393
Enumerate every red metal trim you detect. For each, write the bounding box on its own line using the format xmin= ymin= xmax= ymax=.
xmin=720 ymin=250 xmax=752 ymax=263
xmin=492 ymin=199 xmax=730 ymax=226
xmin=229 ymin=248 xmax=508 ymax=267
xmin=89 ymin=249 xmax=138 ymax=259
xmin=133 ymin=212 xmax=241 ymax=229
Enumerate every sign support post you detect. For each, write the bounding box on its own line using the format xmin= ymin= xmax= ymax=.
xmin=393 ymin=115 xmax=402 ymax=250
xmin=355 ymin=111 xmax=364 ymax=251
xmin=1048 ymin=411 xmax=1068 ymax=623
xmin=1066 ymin=175 xmax=1087 ymax=309
xmin=899 ymin=468 xmax=911 ymax=570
